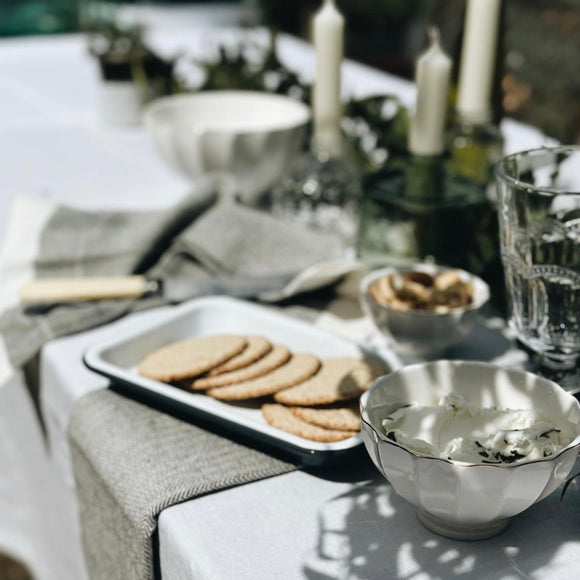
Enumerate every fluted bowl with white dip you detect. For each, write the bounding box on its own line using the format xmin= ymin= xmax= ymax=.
xmin=360 ymin=361 xmax=580 ymax=540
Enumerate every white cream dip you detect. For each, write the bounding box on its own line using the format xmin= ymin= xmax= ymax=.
xmin=381 ymin=394 xmax=571 ymax=464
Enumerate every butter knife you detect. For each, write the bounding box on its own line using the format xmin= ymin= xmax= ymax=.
xmin=20 ymin=275 xmax=292 ymax=305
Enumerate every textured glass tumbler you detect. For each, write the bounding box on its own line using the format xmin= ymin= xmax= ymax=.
xmin=496 ymin=146 xmax=580 ymax=373
xmin=271 ymin=144 xmax=362 ymax=258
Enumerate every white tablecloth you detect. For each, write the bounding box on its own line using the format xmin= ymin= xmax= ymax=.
xmin=2 ymin=20 xmax=577 ymax=580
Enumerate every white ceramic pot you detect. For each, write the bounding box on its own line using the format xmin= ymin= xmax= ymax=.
xmin=97 ymin=80 xmax=147 ymax=126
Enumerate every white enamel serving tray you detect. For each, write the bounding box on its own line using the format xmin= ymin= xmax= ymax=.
xmin=84 ymin=296 xmax=401 ymax=466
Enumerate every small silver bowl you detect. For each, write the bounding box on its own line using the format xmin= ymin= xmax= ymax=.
xmin=360 ymin=264 xmax=490 ymax=358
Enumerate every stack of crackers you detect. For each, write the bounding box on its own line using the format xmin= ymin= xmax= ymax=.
xmin=138 ymin=334 xmax=384 ymax=443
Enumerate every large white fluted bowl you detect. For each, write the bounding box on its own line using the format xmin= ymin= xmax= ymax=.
xmin=360 ymin=361 xmax=580 ymax=540
xmin=144 ymin=91 xmax=310 ymax=205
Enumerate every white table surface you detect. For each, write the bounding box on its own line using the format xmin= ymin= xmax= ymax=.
xmin=1 ymin=20 xmax=577 ymax=580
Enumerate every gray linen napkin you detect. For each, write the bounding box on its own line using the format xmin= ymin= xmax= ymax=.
xmin=0 ymin=184 xmax=345 ymax=580
xmin=1 ymin=188 xmax=342 ymax=370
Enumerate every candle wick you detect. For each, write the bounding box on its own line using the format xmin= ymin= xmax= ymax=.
xmin=427 ymin=25 xmax=441 ymax=47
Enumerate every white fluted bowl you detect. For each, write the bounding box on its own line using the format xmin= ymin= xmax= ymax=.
xmin=360 ymin=361 xmax=580 ymax=540
xmin=144 ymin=91 xmax=310 ymax=205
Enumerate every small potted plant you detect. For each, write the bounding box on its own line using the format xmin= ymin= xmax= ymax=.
xmin=88 ymin=16 xmax=174 ymax=125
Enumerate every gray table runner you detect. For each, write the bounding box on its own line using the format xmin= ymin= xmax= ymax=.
xmin=0 ymin=184 xmax=347 ymax=580
xmin=69 ymin=389 xmax=298 ymax=580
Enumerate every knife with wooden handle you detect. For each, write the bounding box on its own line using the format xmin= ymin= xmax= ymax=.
xmin=20 ymin=275 xmax=292 ymax=305
xmin=20 ymin=276 xmax=158 ymax=304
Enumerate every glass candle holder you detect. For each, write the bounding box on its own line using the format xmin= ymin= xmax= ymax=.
xmin=358 ymin=154 xmax=503 ymax=303
xmin=496 ymin=146 xmax=580 ymax=375
xmin=447 ymin=112 xmax=504 ymax=191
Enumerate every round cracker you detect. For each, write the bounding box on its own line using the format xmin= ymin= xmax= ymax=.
xmin=207 ymin=354 xmax=320 ymax=401
xmin=138 ymin=335 xmax=247 ymax=382
xmin=274 ymin=357 xmax=379 ymax=406
xmin=206 ymin=336 xmax=272 ymax=376
xmin=262 ymin=404 xmax=355 ymax=442
xmin=290 ymin=402 xmax=361 ymax=432
xmin=187 ymin=344 xmax=291 ymax=390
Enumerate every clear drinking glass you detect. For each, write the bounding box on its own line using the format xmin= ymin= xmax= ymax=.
xmin=496 ymin=146 xmax=580 ymax=378
xmin=270 ymin=140 xmax=362 ymax=259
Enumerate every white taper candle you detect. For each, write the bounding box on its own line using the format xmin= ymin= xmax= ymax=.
xmin=456 ymin=0 xmax=502 ymax=122
xmin=313 ymin=0 xmax=344 ymax=154
xmin=408 ymin=27 xmax=452 ymax=157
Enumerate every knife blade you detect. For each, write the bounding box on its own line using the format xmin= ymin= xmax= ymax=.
xmin=160 ymin=275 xmax=294 ymax=303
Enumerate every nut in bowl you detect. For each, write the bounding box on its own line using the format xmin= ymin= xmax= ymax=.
xmin=360 ymin=361 xmax=580 ymax=540
xmin=360 ymin=264 xmax=490 ymax=358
